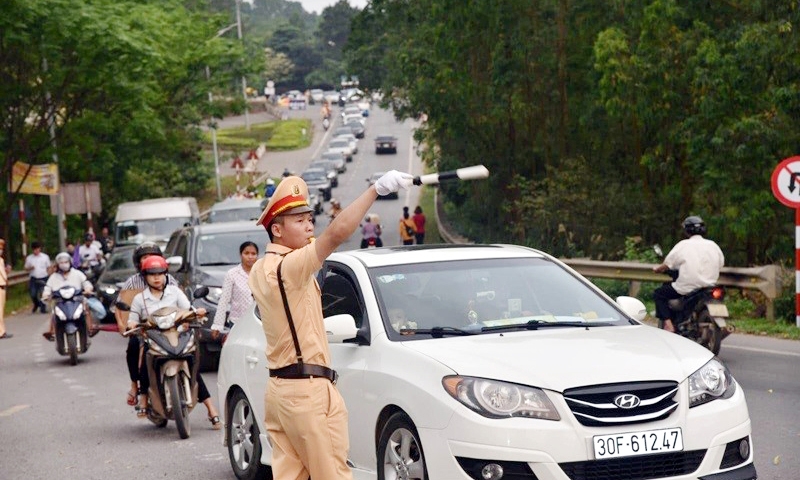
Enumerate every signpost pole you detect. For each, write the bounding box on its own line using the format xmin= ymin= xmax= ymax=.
xmin=796 ymin=208 xmax=800 ymax=327
xmin=771 ymin=156 xmax=800 ymax=327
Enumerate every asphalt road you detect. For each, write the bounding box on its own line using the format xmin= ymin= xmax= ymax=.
xmin=2 ymin=104 xmax=799 ymax=480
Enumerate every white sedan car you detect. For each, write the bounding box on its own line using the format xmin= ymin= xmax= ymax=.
xmin=217 ymin=245 xmax=756 ymax=480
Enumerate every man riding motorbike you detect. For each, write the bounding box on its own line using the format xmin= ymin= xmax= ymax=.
xmin=652 ymin=215 xmax=725 ymax=333
xmin=41 ymin=252 xmax=103 ymax=341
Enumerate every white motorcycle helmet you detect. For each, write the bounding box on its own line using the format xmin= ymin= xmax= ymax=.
xmin=55 ymin=252 xmax=72 ymax=272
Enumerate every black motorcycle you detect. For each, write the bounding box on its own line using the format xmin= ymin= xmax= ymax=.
xmin=654 ymin=246 xmax=732 ymax=355
xmin=51 ymin=285 xmax=93 ymax=365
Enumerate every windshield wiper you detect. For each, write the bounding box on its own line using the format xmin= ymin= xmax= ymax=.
xmin=481 ymin=319 xmax=612 ymax=333
xmin=402 ymin=326 xmax=476 ymax=338
xmin=201 ymin=262 xmax=233 ymax=266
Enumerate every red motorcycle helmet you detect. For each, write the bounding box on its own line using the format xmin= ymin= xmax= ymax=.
xmin=141 ymin=255 xmax=168 ymax=275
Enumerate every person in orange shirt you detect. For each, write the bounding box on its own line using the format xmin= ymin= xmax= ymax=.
xmin=399 ymin=206 xmax=417 ymax=245
xmin=0 ymin=238 xmax=12 ymax=339
xmin=249 ymin=170 xmax=412 ymax=480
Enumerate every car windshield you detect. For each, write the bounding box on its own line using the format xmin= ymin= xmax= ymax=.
xmin=370 ymin=257 xmax=631 ymax=339
xmin=208 ymin=206 xmax=262 ymax=223
xmin=116 ymin=218 xmax=191 ymax=245
xmin=105 ymin=249 xmax=136 ymax=271
xmin=330 ymin=140 xmax=348 ymax=148
xmin=302 ymin=171 xmax=326 ymax=182
xmin=196 ymin=231 xmax=269 ymax=266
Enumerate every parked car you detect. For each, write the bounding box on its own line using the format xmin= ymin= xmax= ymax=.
xmin=340 ymin=105 xmax=362 ymax=119
xmin=300 ymin=168 xmax=333 ymax=201
xmin=94 ymin=245 xmax=137 ymax=323
xmin=332 ymin=125 xmax=355 ymax=140
xmin=204 ymin=198 xmax=263 ymax=223
xmin=332 ymin=132 xmax=358 ymax=154
xmin=326 ymin=137 xmax=355 ymax=162
xmin=323 ymin=90 xmax=340 ymax=104
xmin=344 ymin=119 xmax=365 ymax=138
xmin=307 ymin=160 xmax=339 ymax=187
xmin=367 ymin=171 xmax=399 ymax=199
xmin=374 ymin=134 xmax=398 ymax=154
xmin=343 ymin=113 xmax=366 ymax=126
xmin=217 ymin=244 xmax=756 ymax=480
xmin=309 ymin=89 xmax=324 ymax=104
xmin=313 ymin=152 xmax=347 ymax=173
xmin=163 ymin=221 xmax=270 ymax=371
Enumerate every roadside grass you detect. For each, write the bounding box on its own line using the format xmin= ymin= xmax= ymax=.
xmin=416 ymin=186 xmax=442 ymax=244
xmin=6 ymin=283 xmax=31 ymax=315
xmin=203 ymin=119 xmax=312 ymax=151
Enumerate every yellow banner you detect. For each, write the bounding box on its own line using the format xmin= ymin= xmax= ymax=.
xmin=9 ymin=162 xmax=59 ymax=195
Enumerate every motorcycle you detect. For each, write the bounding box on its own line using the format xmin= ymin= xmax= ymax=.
xmin=51 ymin=285 xmax=93 ymax=365
xmin=322 ymin=117 xmax=330 ymax=130
xmin=121 ymin=303 xmax=205 ymax=439
xmin=654 ymin=245 xmax=732 ymax=355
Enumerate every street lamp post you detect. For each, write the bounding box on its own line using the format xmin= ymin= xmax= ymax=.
xmin=206 ymin=22 xmax=238 ymax=201
xmin=235 ymin=0 xmax=250 ymax=131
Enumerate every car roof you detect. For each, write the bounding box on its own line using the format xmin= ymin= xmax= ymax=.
xmin=328 ymin=244 xmax=546 ymax=269
xmin=209 ymin=198 xmax=263 ymax=211
xmin=181 ymin=220 xmax=265 ymax=234
xmin=375 ymin=135 xmax=397 ymax=140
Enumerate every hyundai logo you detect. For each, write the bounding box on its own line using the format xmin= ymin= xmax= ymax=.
xmin=614 ymin=394 xmax=641 ymax=409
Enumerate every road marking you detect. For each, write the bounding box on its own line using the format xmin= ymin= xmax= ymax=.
xmin=725 ymin=344 xmax=800 ymax=358
xmin=0 ymin=405 xmax=30 ymax=417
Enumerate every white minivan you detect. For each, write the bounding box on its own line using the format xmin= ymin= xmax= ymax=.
xmin=113 ymin=197 xmax=199 ymax=247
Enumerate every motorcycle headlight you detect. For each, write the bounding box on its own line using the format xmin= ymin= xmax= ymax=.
xmin=153 ymin=312 xmax=178 ymax=330
xmin=103 ymin=286 xmax=117 ymax=296
xmin=442 ymin=376 xmax=560 ymax=420
xmin=688 ymin=358 xmax=736 ymax=408
xmin=204 ymin=287 xmax=223 ymax=305
xmin=59 ymin=286 xmax=76 ymax=300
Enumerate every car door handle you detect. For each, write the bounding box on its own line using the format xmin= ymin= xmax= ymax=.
xmin=246 ymin=354 xmax=259 ymax=365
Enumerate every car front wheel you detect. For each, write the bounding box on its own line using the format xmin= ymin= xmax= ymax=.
xmin=227 ymin=389 xmax=272 ymax=480
xmin=378 ymin=412 xmax=428 ymax=480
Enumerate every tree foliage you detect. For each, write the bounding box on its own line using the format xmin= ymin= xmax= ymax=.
xmin=346 ymin=0 xmax=800 ymax=266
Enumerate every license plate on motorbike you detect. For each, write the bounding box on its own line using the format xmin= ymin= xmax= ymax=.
xmin=706 ymin=303 xmax=729 ymax=317
xmin=593 ymin=427 xmax=683 ymax=459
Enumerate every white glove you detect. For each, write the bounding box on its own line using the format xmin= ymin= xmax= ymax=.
xmin=374 ymin=170 xmax=414 ymax=196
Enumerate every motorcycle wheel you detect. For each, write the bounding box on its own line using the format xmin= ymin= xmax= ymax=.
xmin=227 ymin=389 xmax=272 ymax=480
xmin=67 ymin=333 xmax=78 ymax=366
xmin=699 ymin=311 xmax=723 ymax=355
xmin=167 ymin=374 xmax=191 ymax=439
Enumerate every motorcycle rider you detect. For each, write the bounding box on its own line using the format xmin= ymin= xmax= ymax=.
xmin=41 ymin=252 xmax=102 ymax=341
xmin=652 ymin=216 xmax=725 ymax=333
xmin=126 ymin=255 xmax=221 ymax=429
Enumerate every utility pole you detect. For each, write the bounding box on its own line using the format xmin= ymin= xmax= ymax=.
xmin=43 ymin=57 xmax=67 ymax=251
xmin=235 ymin=0 xmax=250 ymax=130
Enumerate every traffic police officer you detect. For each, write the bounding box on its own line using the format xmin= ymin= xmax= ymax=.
xmin=249 ymin=170 xmax=412 ymax=479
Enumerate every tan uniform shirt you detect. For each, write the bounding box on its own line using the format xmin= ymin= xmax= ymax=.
xmin=248 ymin=242 xmax=328 ymax=369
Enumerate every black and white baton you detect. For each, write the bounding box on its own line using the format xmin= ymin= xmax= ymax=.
xmin=412 ymin=165 xmax=490 ymax=186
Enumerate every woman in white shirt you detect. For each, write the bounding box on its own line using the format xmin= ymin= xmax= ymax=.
xmin=211 ymin=241 xmax=258 ymax=339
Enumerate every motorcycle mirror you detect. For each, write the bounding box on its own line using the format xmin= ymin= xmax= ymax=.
xmin=115 ymin=301 xmax=131 ymax=312
xmin=193 ymin=286 xmax=209 ymax=299
xmin=653 ymin=244 xmax=663 ymax=257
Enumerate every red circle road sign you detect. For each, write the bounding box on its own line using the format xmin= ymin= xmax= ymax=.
xmin=772 ymin=156 xmax=800 ymax=208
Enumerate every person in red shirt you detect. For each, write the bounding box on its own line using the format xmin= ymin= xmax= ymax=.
xmin=412 ymin=205 xmax=426 ymax=244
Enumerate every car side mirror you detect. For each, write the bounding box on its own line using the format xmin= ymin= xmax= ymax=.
xmin=324 ymin=314 xmax=358 ymax=343
xmin=194 ymin=286 xmax=209 ymax=299
xmin=166 ymin=255 xmax=183 ymax=272
xmin=616 ymin=296 xmax=647 ymax=322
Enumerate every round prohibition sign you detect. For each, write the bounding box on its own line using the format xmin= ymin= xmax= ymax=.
xmin=771 ymin=156 xmax=800 ymax=208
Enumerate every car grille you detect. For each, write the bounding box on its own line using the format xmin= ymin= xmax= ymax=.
xmin=564 ymin=381 xmax=679 ymax=427
xmin=559 ymin=450 xmax=706 ymax=480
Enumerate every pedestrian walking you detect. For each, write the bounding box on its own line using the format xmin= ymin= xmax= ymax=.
xmin=0 ymin=238 xmax=12 ymax=339
xmin=399 ymin=206 xmax=417 ymax=245
xmin=211 ymin=241 xmax=258 ymax=339
xmin=412 ymin=205 xmax=426 ymax=244
xmin=24 ymin=241 xmax=51 ymax=313
xmin=249 ymin=170 xmax=412 ymax=479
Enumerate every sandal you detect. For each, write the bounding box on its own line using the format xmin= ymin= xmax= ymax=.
xmin=126 ymin=391 xmax=137 ymax=406
xmin=88 ymin=327 xmax=100 ymax=338
xmin=135 ymin=406 xmax=149 ymax=419
xmin=42 ymin=332 xmax=54 ymax=342
xmin=208 ymin=415 xmax=222 ymax=430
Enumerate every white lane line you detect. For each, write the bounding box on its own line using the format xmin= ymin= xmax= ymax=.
xmin=0 ymin=405 xmax=30 ymax=417
xmin=724 ymin=344 xmax=800 ymax=358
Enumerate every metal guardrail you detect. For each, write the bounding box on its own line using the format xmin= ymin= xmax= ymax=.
xmin=7 ymin=271 xmax=28 ymax=287
xmin=433 ymin=192 xmax=783 ymax=319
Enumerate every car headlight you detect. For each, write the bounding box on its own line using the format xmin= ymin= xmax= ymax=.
xmin=443 ymin=376 xmax=560 ymax=420
xmin=205 ymin=287 xmax=223 ymax=305
xmin=688 ymin=358 xmax=736 ymax=408
xmin=153 ymin=311 xmax=178 ymax=330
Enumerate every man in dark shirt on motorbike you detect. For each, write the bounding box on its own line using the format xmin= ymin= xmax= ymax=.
xmin=652 ymin=216 xmax=725 ymax=333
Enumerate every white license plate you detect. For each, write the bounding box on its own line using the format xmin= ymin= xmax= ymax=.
xmin=707 ymin=303 xmax=729 ymax=317
xmin=593 ymin=427 xmax=683 ymax=459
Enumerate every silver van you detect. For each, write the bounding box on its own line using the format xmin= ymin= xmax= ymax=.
xmin=114 ymin=197 xmax=199 ymax=247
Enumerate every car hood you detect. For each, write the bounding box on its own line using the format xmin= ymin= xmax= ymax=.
xmin=194 ymin=265 xmax=231 ymax=287
xmin=400 ymin=325 xmax=713 ymax=392
xmin=97 ymin=268 xmax=137 ymax=287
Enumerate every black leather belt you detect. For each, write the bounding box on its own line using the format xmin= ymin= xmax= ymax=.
xmin=269 ymin=363 xmax=338 ymax=384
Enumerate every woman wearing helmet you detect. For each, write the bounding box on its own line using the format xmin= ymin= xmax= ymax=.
xmin=41 ymin=252 xmax=100 ymax=341
xmin=117 ymin=242 xmax=180 ymax=408
xmin=127 ymin=256 xmax=221 ymax=428
xmin=652 ymin=215 xmax=725 ymax=332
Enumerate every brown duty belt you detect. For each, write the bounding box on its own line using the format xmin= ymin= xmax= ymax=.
xmin=269 ymin=363 xmax=338 ymax=384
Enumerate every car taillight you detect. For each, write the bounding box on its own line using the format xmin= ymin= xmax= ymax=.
xmin=712 ymin=287 xmax=725 ymax=300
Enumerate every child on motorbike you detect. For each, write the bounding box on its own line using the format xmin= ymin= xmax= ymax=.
xmin=126 ymin=255 xmax=221 ymax=429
